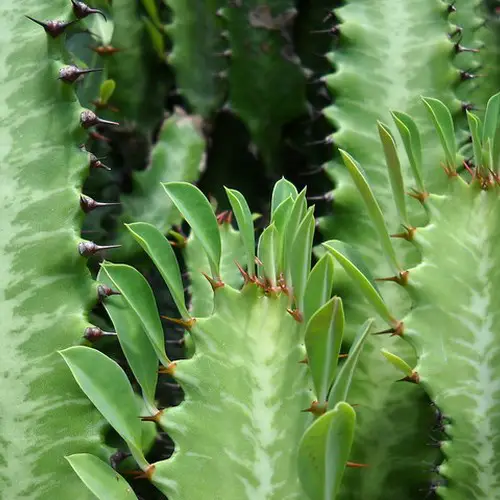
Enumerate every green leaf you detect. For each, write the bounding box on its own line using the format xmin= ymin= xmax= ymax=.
xmin=377 ymin=121 xmax=408 ymax=225
xmin=98 ymin=266 xmax=158 ymax=409
xmin=303 ymin=253 xmax=335 ymax=324
xmin=290 ymin=208 xmax=315 ymax=310
xmin=100 ymin=262 xmax=170 ymax=367
xmin=225 ymin=187 xmax=256 ymax=276
xmin=66 ymin=454 xmax=138 ymax=500
xmin=142 ymin=16 xmax=165 ymax=59
xmin=482 ymin=91 xmax=500 ymax=148
xmin=140 ymin=0 xmax=163 ymax=28
xmin=99 ymin=79 xmax=116 ymax=104
xmin=381 ymin=348 xmax=413 ymax=377
xmin=162 ymin=182 xmax=221 ymax=277
xmin=467 ymin=111 xmax=483 ymax=171
xmin=323 ymin=241 xmax=394 ymax=324
xmin=305 ymin=297 xmax=344 ymax=402
xmin=283 ymin=188 xmax=307 ymax=282
xmin=271 ymin=177 xmax=298 ymax=215
xmin=391 ymin=110 xmax=424 ymax=192
xmin=339 ymin=149 xmax=400 ymax=273
xmin=328 ymin=319 xmax=374 ymax=407
xmin=421 ymin=96 xmax=456 ymax=170
xmin=59 ymin=347 xmax=146 ymax=466
xmin=271 ymin=196 xmax=294 ymax=273
xmin=298 ymin=402 xmax=356 ymax=500
xmin=127 ymin=222 xmax=189 ymax=318
xmin=257 ymin=223 xmax=279 ymax=284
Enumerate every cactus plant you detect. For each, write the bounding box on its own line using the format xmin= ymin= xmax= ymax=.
xmin=0 ymin=2 xmax=119 ymax=497
xmin=60 ymin=179 xmax=374 ymax=499
xmin=324 ymin=92 xmax=500 ymax=499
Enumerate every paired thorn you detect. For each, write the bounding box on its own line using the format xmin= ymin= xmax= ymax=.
xmin=88 ymin=152 xmax=111 ymax=170
xmin=78 ymin=241 xmax=121 ymax=257
xmin=25 ymin=16 xmax=78 ymax=38
xmin=235 ymin=261 xmax=251 ymax=285
xmin=407 ymin=188 xmax=428 ymax=204
xmin=123 ymin=464 xmax=156 ymax=481
xmin=373 ymin=320 xmax=404 ymax=337
xmin=140 ymin=410 xmax=164 ymax=423
xmin=287 ymin=308 xmax=304 ymax=323
xmin=158 ymin=362 xmax=177 ymax=376
xmin=84 ymin=326 xmax=116 ymax=341
xmin=216 ymin=210 xmax=233 ymax=225
xmin=302 ymin=400 xmax=327 ymax=416
xmin=97 ymin=284 xmax=121 ymax=300
xmin=397 ymin=371 xmax=420 ymax=384
xmin=80 ymin=110 xmax=119 ymax=129
xmin=161 ymin=316 xmax=196 ymax=330
xmin=80 ymin=194 xmax=120 ymax=213
xmin=72 ymin=0 xmax=107 ymax=20
xmin=59 ymin=65 xmax=102 ymax=84
xmin=201 ymin=272 xmax=225 ymax=291
xmin=375 ymin=270 xmax=409 ymax=286
xmin=391 ymin=225 xmax=416 ymax=241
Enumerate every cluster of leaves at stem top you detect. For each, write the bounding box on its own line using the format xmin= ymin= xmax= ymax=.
xmin=324 ymin=92 xmax=500 ymax=499
xmin=315 ymin=2 xmax=482 ymax=497
xmin=0 ymin=2 xmax=119 ymax=497
xmin=60 ymin=178 xmax=376 ymax=499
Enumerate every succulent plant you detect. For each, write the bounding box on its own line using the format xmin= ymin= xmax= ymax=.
xmin=324 ymin=92 xmax=500 ymax=499
xmin=60 ymin=179 xmax=374 ymax=499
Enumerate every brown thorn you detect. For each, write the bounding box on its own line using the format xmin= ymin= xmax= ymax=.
xmin=80 ymin=194 xmax=120 ymax=213
xmin=347 ymin=461 xmax=369 ymax=468
xmin=139 ymin=410 xmax=164 ymax=423
xmin=373 ymin=321 xmax=404 ymax=337
xmin=88 ymin=152 xmax=111 ymax=170
xmin=58 ymin=65 xmax=102 ymax=84
xmin=397 ymin=371 xmax=420 ymax=384
xmin=391 ymin=225 xmax=416 ymax=241
xmin=287 ymin=308 xmax=304 ymax=323
xmin=158 ymin=361 xmax=177 ymax=376
xmin=302 ymin=400 xmax=327 ymax=416
xmin=298 ymin=356 xmax=308 ymax=364
xmin=80 ymin=110 xmax=119 ymax=129
xmin=375 ymin=270 xmax=409 ymax=286
xmin=407 ymin=189 xmax=429 ymax=204
xmin=78 ymin=241 xmax=121 ymax=257
xmin=97 ymin=284 xmax=121 ymax=300
xmin=216 ymin=210 xmax=233 ymax=225
xmin=339 ymin=353 xmax=348 ymax=359
xmin=161 ymin=316 xmax=196 ymax=330
xmin=123 ymin=464 xmax=156 ymax=481
xmin=25 ymin=16 xmax=79 ymax=38
xmin=84 ymin=326 xmax=116 ymax=341
xmin=88 ymin=130 xmax=111 ymax=143
xmin=201 ymin=272 xmax=224 ymax=291
xmin=90 ymin=45 xmax=121 ymax=55
xmin=235 ymin=261 xmax=250 ymax=285
xmin=72 ymin=0 xmax=107 ymax=20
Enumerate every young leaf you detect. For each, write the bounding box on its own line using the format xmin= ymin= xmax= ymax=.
xmin=377 ymin=121 xmax=408 ymax=225
xmin=298 ymin=402 xmax=356 ymax=500
xmin=328 ymin=319 xmax=374 ymax=407
xmin=66 ymin=454 xmax=138 ymax=500
xmin=98 ymin=266 xmax=158 ymax=409
xmin=323 ymin=241 xmax=394 ymax=324
xmin=339 ymin=149 xmax=400 ymax=273
xmin=225 ymin=187 xmax=256 ymax=276
xmin=162 ymin=182 xmax=221 ymax=277
xmin=482 ymin=91 xmax=500 ymax=147
xmin=466 ymin=111 xmax=483 ymax=171
xmin=99 ymin=79 xmax=116 ymax=104
xmin=391 ymin=110 xmax=424 ymax=192
xmin=127 ymin=222 xmax=189 ymax=318
xmin=381 ymin=348 xmax=413 ymax=377
xmin=421 ymin=96 xmax=456 ymax=171
xmin=305 ymin=297 xmax=344 ymax=402
xmin=303 ymin=253 xmax=335 ymax=323
xmin=271 ymin=196 xmax=294 ymax=273
xmin=283 ymin=188 xmax=307 ymax=282
xmin=290 ymin=208 xmax=315 ymax=310
xmin=257 ymin=223 xmax=279 ymax=284
xmin=271 ymin=177 xmax=298 ymax=215
xmin=100 ymin=262 xmax=170 ymax=367
xmin=59 ymin=347 xmax=145 ymax=460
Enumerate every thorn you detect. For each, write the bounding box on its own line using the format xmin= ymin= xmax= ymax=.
xmin=84 ymin=326 xmax=116 ymax=341
xmin=391 ymin=225 xmax=416 ymax=241
xmin=287 ymin=308 xmax=304 ymax=323
xmin=235 ymin=261 xmax=251 ymax=285
xmin=97 ymin=284 xmax=121 ymax=300
xmin=78 ymin=241 xmax=121 ymax=257
xmin=71 ymin=0 xmax=107 ymax=20
xmin=454 ymin=43 xmax=479 ymax=54
xmin=373 ymin=320 xmax=404 ymax=337
xmin=201 ymin=272 xmax=225 ymax=291
xmin=25 ymin=16 xmax=78 ymax=38
xmin=397 ymin=371 xmax=420 ymax=384
xmin=447 ymin=2 xmax=456 ymax=14
xmin=80 ymin=194 xmax=119 ymax=213
xmin=158 ymin=361 xmax=177 ymax=376
xmin=310 ymin=26 xmax=340 ymax=36
xmin=459 ymin=70 xmax=478 ymax=81
xmin=426 ymin=435 xmax=443 ymax=448
xmin=215 ymin=49 xmax=232 ymax=58
xmin=216 ymin=210 xmax=233 ymax=225
xmin=339 ymin=353 xmax=348 ymax=359
xmin=375 ymin=270 xmax=409 ymax=286
xmin=307 ymin=192 xmax=334 ymax=202
xmin=347 ymin=461 xmax=369 ymax=468
xmin=110 ymin=450 xmax=131 ymax=470
xmin=255 ymin=256 xmax=264 ymax=266
xmin=302 ymin=400 xmax=327 ymax=416
xmin=80 ymin=110 xmax=119 ymax=129
xmin=407 ymin=188 xmax=429 ymax=204
xmin=140 ymin=410 xmax=164 ymax=423
xmin=298 ymin=356 xmax=308 ymax=364
xmin=449 ymin=26 xmax=463 ymax=38
xmin=88 ymin=152 xmax=111 ymax=170
xmin=277 ymin=273 xmax=290 ymax=295
xmin=58 ymin=65 xmax=102 ymax=84
xmin=161 ymin=316 xmax=196 ymax=330
xmin=461 ymin=101 xmax=476 ymax=112
xmin=90 ymin=44 xmax=122 ymax=55
xmin=299 ymin=164 xmax=325 ymax=177
xmin=214 ymin=70 xmax=228 ymax=80
xmin=305 ymin=136 xmax=334 ymax=146
xmin=123 ymin=464 xmax=156 ymax=481
xmin=89 ymin=130 xmax=111 ymax=143
xmin=165 ymin=337 xmax=185 ymax=346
